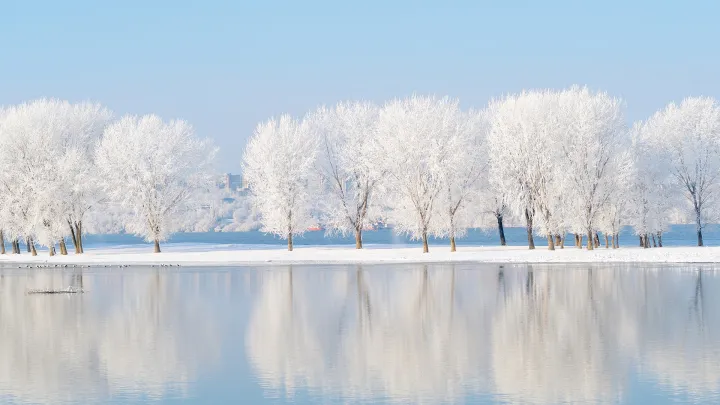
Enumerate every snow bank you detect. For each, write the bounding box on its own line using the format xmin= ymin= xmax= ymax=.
xmin=0 ymin=243 xmax=719 ymax=267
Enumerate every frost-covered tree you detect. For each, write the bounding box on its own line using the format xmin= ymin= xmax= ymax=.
xmin=557 ymin=87 xmax=627 ymax=250
xmin=96 ymin=115 xmax=216 ymax=253
xmin=243 ymin=115 xmax=319 ymax=251
xmin=376 ymin=95 xmax=459 ymax=253
xmin=639 ymin=97 xmax=720 ymax=246
xmin=488 ymin=90 xmax=562 ymax=250
xmin=433 ymin=109 xmax=487 ymax=251
xmin=59 ymin=102 xmax=113 ymax=253
xmin=627 ymin=124 xmax=674 ymax=248
xmin=308 ymin=101 xmax=382 ymax=249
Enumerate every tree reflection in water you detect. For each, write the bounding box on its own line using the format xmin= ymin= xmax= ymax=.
xmin=247 ymin=264 xmax=720 ymax=404
xmin=0 ymin=269 xmax=219 ymax=404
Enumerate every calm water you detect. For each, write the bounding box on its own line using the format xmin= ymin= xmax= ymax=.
xmin=0 ymin=264 xmax=719 ymax=404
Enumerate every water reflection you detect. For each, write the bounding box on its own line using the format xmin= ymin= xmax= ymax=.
xmin=247 ymin=264 xmax=720 ymax=404
xmin=0 ymin=269 xmax=218 ymax=404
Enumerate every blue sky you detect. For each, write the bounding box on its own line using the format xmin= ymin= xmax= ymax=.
xmin=1 ymin=0 xmax=719 ymax=171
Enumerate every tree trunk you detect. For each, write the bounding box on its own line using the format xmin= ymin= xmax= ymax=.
xmin=30 ymin=239 xmax=37 ymax=256
xmin=354 ymin=229 xmax=363 ymax=249
xmin=643 ymin=234 xmax=649 ymax=249
xmin=422 ymin=230 xmax=429 ymax=253
xmin=555 ymin=234 xmax=562 ymax=246
xmin=594 ymin=232 xmax=600 ymax=248
xmin=560 ymin=234 xmax=565 ymax=249
xmin=49 ymin=245 xmax=55 ymax=256
xmin=547 ymin=235 xmax=555 ymax=250
xmin=605 ymin=234 xmax=609 ymax=249
xmin=450 ymin=236 xmax=456 ymax=252
xmin=697 ymin=229 xmax=704 ymax=247
xmin=639 ymin=235 xmax=643 ymax=247
xmin=657 ymin=232 xmax=663 ymax=247
xmin=614 ymin=233 xmax=619 ymax=249
xmin=610 ymin=234 xmax=614 ymax=249
xmin=497 ymin=214 xmax=507 ymax=246
xmin=652 ymin=233 xmax=657 ymax=247
xmin=69 ymin=221 xmax=79 ymax=253
xmin=154 ymin=239 xmax=161 ymax=253
xmin=0 ymin=230 xmax=4 ymax=255
xmin=75 ymin=222 xmax=84 ymax=253
xmin=525 ymin=209 xmax=535 ymax=250
xmin=59 ymin=239 xmax=68 ymax=255
xmin=12 ymin=240 xmax=19 ymax=254
xmin=26 ymin=238 xmax=31 ymax=253
xmin=288 ymin=233 xmax=293 ymax=251
xmin=586 ymin=230 xmax=594 ymax=250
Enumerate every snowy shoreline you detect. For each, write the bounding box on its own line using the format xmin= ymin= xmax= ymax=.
xmin=0 ymin=244 xmax=719 ymax=267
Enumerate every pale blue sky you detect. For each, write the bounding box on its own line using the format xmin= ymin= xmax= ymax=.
xmin=1 ymin=0 xmax=718 ymax=171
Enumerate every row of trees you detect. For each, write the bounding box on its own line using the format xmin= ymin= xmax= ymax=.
xmin=0 ymin=99 xmax=216 ymax=256
xmin=243 ymin=87 xmax=720 ymax=252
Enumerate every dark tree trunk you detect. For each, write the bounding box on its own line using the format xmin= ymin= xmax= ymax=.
xmin=69 ymin=221 xmax=79 ymax=253
xmin=614 ymin=233 xmax=619 ymax=249
xmin=605 ymin=234 xmax=609 ymax=249
xmin=355 ymin=229 xmax=363 ymax=249
xmin=594 ymin=232 xmax=600 ymax=248
xmin=586 ymin=230 xmax=594 ymax=250
xmin=422 ymin=230 xmax=429 ymax=253
xmin=525 ymin=209 xmax=535 ymax=250
xmin=288 ymin=233 xmax=293 ymax=251
xmin=30 ymin=239 xmax=37 ymax=256
xmin=75 ymin=222 xmax=84 ymax=253
xmin=0 ymin=230 xmax=4 ymax=255
xmin=496 ymin=214 xmax=507 ymax=246
xmin=154 ymin=239 xmax=161 ymax=253
xmin=547 ymin=235 xmax=555 ymax=250
xmin=450 ymin=236 xmax=456 ymax=252
xmin=26 ymin=238 xmax=31 ymax=253
xmin=652 ymin=233 xmax=657 ymax=247
xmin=639 ymin=235 xmax=643 ymax=247
xmin=657 ymin=232 xmax=663 ymax=247
xmin=560 ymin=234 xmax=565 ymax=249
xmin=555 ymin=234 xmax=562 ymax=246
xmin=12 ymin=239 xmax=19 ymax=254
xmin=697 ymin=229 xmax=704 ymax=247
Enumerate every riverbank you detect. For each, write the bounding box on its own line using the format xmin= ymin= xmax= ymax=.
xmin=0 ymin=243 xmax=718 ymax=266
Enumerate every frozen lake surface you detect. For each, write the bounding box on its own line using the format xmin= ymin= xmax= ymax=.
xmin=1 ymin=263 xmax=719 ymax=404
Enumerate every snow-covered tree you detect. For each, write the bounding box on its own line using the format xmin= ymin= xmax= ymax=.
xmin=59 ymin=102 xmax=113 ymax=253
xmin=557 ymin=87 xmax=628 ymax=250
xmin=242 ymin=114 xmax=319 ymax=251
xmin=376 ymin=95 xmax=460 ymax=253
xmin=308 ymin=101 xmax=382 ymax=249
xmin=638 ymin=97 xmax=720 ymax=246
xmin=627 ymin=124 xmax=675 ymax=248
xmin=96 ymin=115 xmax=216 ymax=253
xmin=432 ymin=109 xmax=487 ymax=251
xmin=487 ymin=90 xmax=562 ymax=250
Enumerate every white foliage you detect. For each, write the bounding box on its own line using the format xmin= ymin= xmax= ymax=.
xmin=308 ymin=101 xmax=383 ymax=241
xmin=242 ymin=115 xmax=319 ymax=242
xmin=638 ymin=97 xmax=720 ymax=244
xmin=96 ymin=115 xmax=216 ymax=245
xmin=375 ymin=95 xmax=460 ymax=249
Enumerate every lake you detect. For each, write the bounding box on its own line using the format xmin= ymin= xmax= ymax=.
xmin=1 ymin=264 xmax=719 ymax=404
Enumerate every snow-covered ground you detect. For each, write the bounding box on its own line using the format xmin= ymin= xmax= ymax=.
xmin=0 ymin=243 xmax=719 ymax=266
